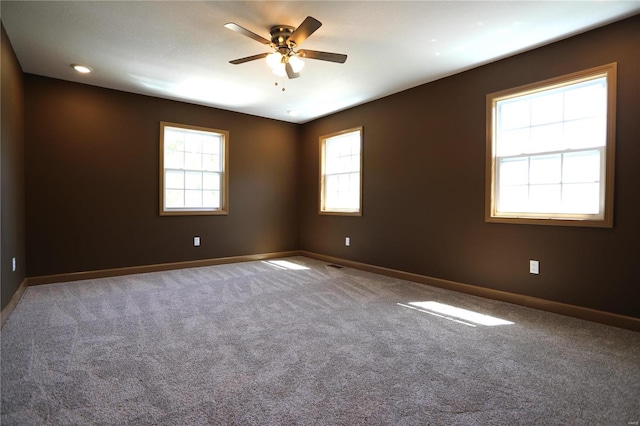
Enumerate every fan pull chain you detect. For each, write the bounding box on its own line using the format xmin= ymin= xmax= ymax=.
xmin=274 ymin=77 xmax=286 ymax=92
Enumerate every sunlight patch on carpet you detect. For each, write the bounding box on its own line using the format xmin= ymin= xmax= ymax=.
xmin=263 ymin=260 xmax=310 ymax=270
xmin=398 ymin=301 xmax=515 ymax=326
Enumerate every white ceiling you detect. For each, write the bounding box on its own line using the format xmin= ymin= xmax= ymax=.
xmin=2 ymin=1 xmax=639 ymax=124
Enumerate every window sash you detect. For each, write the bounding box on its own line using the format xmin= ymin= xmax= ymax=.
xmin=495 ymin=147 xmax=605 ymax=219
xmin=495 ymin=77 xmax=607 ymax=157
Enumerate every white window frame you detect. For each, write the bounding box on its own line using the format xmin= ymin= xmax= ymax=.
xmin=319 ymin=127 xmax=363 ymax=216
xmin=160 ymin=122 xmax=229 ymax=216
xmin=486 ymin=63 xmax=616 ymax=228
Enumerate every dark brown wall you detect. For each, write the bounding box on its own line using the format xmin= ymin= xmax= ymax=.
xmin=25 ymin=76 xmax=299 ymax=277
xmin=299 ymin=15 xmax=640 ymax=319
xmin=1 ymin=23 xmax=26 ymax=310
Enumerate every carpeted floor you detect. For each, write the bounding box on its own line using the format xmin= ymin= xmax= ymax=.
xmin=1 ymin=256 xmax=639 ymax=425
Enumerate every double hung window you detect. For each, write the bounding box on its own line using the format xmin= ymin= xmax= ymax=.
xmin=486 ymin=64 xmax=616 ymax=227
xmin=160 ymin=122 xmax=229 ymax=215
xmin=320 ymin=127 xmax=363 ymax=215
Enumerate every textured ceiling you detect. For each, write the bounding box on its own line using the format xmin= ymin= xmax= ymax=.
xmin=2 ymin=1 xmax=639 ymax=123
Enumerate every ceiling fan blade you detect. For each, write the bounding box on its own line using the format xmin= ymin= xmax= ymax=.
xmin=298 ymin=50 xmax=347 ymax=64
xmin=224 ymin=22 xmax=271 ymax=46
xmin=289 ymin=16 xmax=322 ymax=47
xmin=285 ymin=62 xmax=300 ymax=79
xmin=229 ymin=52 xmax=270 ymax=65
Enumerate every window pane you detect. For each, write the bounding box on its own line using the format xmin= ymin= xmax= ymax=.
xmin=185 ymin=190 xmax=202 ymax=207
xmin=326 ymin=139 xmax=340 ymax=159
xmin=165 ymin=129 xmax=185 ymax=151
xmin=203 ymin=190 xmax=220 ymax=208
xmin=326 ymin=174 xmax=338 ymax=193
xmin=563 ymin=150 xmax=600 ymax=183
xmin=338 ymin=173 xmax=350 ymax=193
xmin=339 ymin=156 xmax=351 ymax=173
xmin=337 ymin=189 xmax=348 ymax=206
xmin=165 ymin=189 xmax=184 ymax=208
xmin=185 ymin=153 xmax=201 ymax=170
xmin=202 ymin=136 xmax=220 ymax=154
xmin=165 ymin=151 xmax=184 ymax=169
xmin=500 ymin=99 xmax=530 ymax=130
xmin=325 ymin=157 xmax=338 ymax=175
xmin=203 ymin=154 xmax=220 ymax=171
xmin=348 ymin=173 xmax=360 ymax=209
xmin=564 ymin=117 xmax=606 ymax=149
xmin=530 ymin=123 xmax=563 ymax=153
xmin=564 ymin=79 xmax=606 ymax=121
xmin=203 ymin=172 xmax=220 ymax=190
xmin=165 ymin=170 xmax=184 ymax=189
xmin=185 ymin=171 xmax=202 ymax=190
xmin=497 ymin=185 xmax=528 ymax=213
xmin=338 ymin=139 xmax=351 ymax=156
xmin=530 ymin=154 xmax=561 ymax=184
xmin=351 ymin=137 xmax=361 ymax=155
xmin=185 ymin=134 xmax=202 ymax=153
xmin=529 ymin=184 xmax=561 ymax=213
xmin=351 ymin=155 xmax=360 ymax=173
xmin=497 ymin=128 xmax=529 ymax=157
xmin=562 ymin=183 xmax=599 ymax=214
xmin=325 ymin=175 xmax=339 ymax=208
xmin=531 ymin=92 xmax=563 ymax=126
xmin=499 ymin=157 xmax=528 ymax=186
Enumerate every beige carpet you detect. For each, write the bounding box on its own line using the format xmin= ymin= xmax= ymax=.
xmin=2 ymin=256 xmax=639 ymax=425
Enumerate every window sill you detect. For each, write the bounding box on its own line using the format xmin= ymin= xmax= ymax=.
xmin=485 ymin=215 xmax=612 ymax=228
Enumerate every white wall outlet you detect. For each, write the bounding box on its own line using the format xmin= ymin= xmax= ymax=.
xmin=345 ymin=237 xmax=350 ymax=247
xmin=194 ymin=236 xmax=200 ymax=247
xmin=530 ymin=260 xmax=539 ymax=275
xmin=12 ymin=257 xmax=16 ymax=272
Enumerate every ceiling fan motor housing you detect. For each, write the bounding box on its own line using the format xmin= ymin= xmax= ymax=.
xmin=270 ymin=25 xmax=295 ymax=47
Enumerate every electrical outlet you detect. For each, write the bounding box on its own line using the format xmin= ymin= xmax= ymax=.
xmin=345 ymin=237 xmax=350 ymax=247
xmin=529 ymin=260 xmax=539 ymax=275
xmin=12 ymin=257 xmax=16 ymax=272
xmin=194 ymin=236 xmax=200 ymax=247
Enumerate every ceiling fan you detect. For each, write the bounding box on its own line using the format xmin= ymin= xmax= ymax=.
xmin=224 ymin=16 xmax=347 ymax=79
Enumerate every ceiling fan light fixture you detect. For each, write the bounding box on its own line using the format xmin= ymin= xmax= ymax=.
xmin=289 ymin=55 xmax=305 ymax=73
xmin=266 ymin=52 xmax=282 ymax=69
xmin=272 ymin=63 xmax=287 ymax=77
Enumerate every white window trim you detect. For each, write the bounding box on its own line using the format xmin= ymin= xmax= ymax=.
xmin=159 ymin=121 xmax=229 ymax=216
xmin=319 ymin=127 xmax=363 ymax=216
xmin=485 ymin=63 xmax=616 ymax=228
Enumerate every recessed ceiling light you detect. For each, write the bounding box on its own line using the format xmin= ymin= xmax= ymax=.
xmin=287 ymin=110 xmax=298 ymax=116
xmin=71 ymin=64 xmax=92 ymax=74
